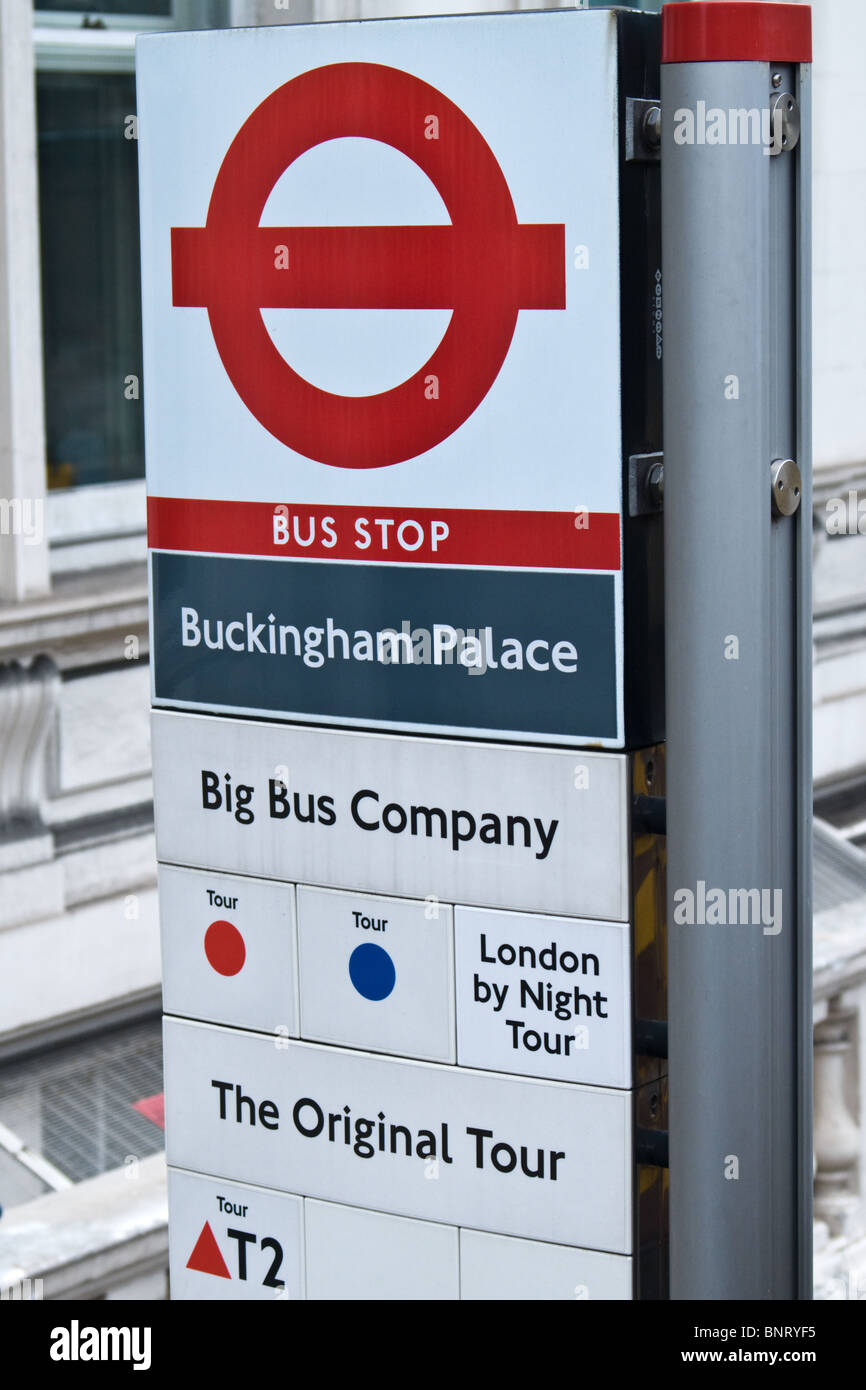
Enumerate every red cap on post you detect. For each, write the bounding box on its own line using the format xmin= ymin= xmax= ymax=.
xmin=662 ymin=2 xmax=812 ymax=64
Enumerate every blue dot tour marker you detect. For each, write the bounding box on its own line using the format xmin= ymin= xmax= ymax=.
xmin=349 ymin=942 xmax=396 ymax=1001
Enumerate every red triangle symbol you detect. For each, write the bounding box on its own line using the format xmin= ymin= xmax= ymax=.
xmin=186 ymin=1221 xmax=231 ymax=1278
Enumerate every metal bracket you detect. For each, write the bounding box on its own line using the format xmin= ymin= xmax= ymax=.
xmin=625 ymin=97 xmax=661 ymax=162
xmin=636 ymin=1128 xmax=669 ymax=1169
xmin=769 ymin=90 xmax=800 ymax=155
xmin=633 ymin=794 xmax=666 ymax=836
xmin=636 ymin=1019 xmax=669 ymax=1059
xmin=771 ymin=457 xmax=802 ymax=516
xmin=628 ymin=452 xmax=664 ymax=517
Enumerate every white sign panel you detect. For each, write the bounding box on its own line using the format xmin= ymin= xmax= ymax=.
xmin=138 ymin=9 xmax=626 ymax=747
xmin=168 ymin=1167 xmax=304 ymax=1301
xmin=137 ymin=10 xmax=622 ymax=508
xmin=459 ymin=1228 xmax=632 ymax=1302
xmin=169 ymin=1174 xmax=631 ymax=1301
xmin=152 ymin=711 xmax=629 ymax=922
xmin=305 ymin=1200 xmax=459 ymax=1302
xmin=297 ymin=886 xmax=455 ymax=1063
xmin=164 ymin=1017 xmax=633 ymax=1254
xmin=159 ymin=865 xmax=298 ymax=1036
xmin=455 ymin=906 xmax=632 ymax=1089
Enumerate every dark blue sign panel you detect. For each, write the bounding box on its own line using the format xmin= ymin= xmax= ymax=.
xmin=151 ymin=552 xmax=618 ymax=743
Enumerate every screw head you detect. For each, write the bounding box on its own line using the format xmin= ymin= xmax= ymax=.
xmin=772 ymin=71 xmax=783 ymax=88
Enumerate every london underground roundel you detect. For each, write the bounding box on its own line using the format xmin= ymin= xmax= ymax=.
xmin=170 ymin=62 xmax=566 ymax=470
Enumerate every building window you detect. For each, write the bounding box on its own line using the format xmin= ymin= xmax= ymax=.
xmin=37 ymin=69 xmax=143 ymax=491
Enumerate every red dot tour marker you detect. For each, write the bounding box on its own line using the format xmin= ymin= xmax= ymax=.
xmin=204 ymin=919 xmax=246 ymax=977
xmin=170 ymin=62 xmax=566 ymax=470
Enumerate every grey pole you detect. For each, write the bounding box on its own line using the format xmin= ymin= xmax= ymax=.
xmin=661 ymin=3 xmax=812 ymax=1299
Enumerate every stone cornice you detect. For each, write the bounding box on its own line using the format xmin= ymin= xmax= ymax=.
xmin=0 ymin=564 xmax=148 ymax=671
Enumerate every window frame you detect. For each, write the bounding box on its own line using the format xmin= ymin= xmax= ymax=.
xmin=34 ymin=7 xmax=170 ymax=36
xmin=35 ymin=20 xmax=147 ymax=570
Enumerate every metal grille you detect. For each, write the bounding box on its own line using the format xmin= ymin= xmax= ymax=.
xmin=814 ymin=771 xmax=866 ymax=853
xmin=0 ymin=1018 xmax=163 ymax=1191
xmin=814 ymin=817 xmax=866 ymax=916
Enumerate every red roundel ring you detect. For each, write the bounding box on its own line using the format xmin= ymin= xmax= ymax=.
xmin=171 ymin=62 xmax=565 ymax=470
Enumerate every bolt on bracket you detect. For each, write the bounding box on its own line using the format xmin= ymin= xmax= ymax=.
xmin=628 ymin=452 xmax=664 ymax=516
xmin=625 ymin=97 xmax=661 ymax=162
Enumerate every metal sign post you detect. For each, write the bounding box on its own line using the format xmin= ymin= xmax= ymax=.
xmin=139 ymin=4 xmax=669 ymax=1301
xmin=661 ymin=1 xmax=813 ymax=1299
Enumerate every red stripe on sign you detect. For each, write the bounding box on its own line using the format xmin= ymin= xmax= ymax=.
xmin=147 ymin=498 xmax=621 ymax=572
xmin=662 ymin=2 xmax=812 ymax=65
